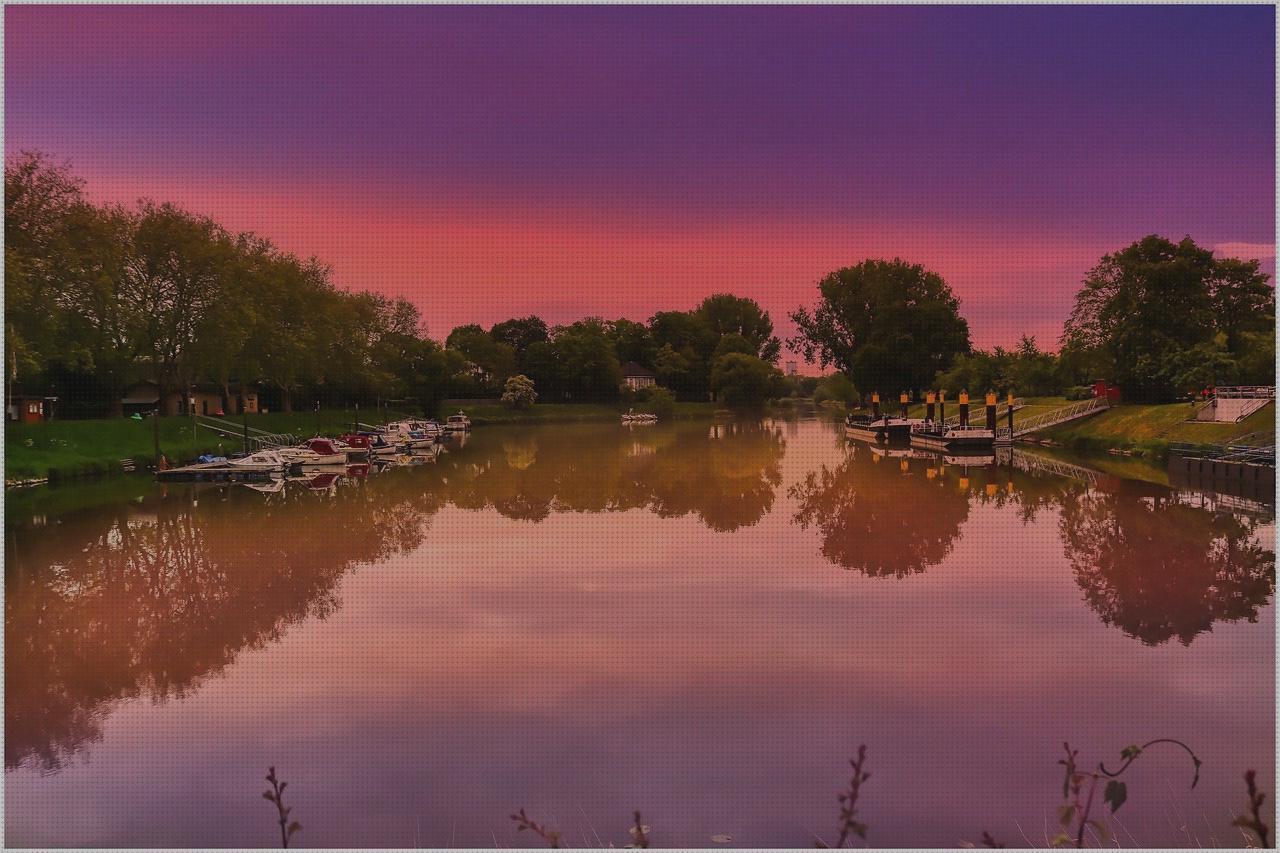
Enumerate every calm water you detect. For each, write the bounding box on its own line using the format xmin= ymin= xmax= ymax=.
xmin=5 ymin=418 xmax=1275 ymax=848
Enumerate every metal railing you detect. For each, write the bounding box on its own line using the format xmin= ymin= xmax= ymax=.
xmin=942 ymin=398 xmax=1024 ymax=428
xmin=194 ymin=416 xmax=296 ymax=452
xmin=1169 ymin=441 xmax=1276 ymax=466
xmin=1213 ymin=386 xmax=1275 ymax=399
xmin=1012 ymin=396 xmax=1109 ymax=437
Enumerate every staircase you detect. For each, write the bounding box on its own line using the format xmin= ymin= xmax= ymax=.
xmin=1194 ymin=387 xmax=1275 ymax=423
xmin=1012 ymin=396 xmax=1109 ymax=438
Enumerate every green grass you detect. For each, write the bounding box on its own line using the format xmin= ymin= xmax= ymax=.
xmin=5 ymin=403 xmax=722 ymax=482
xmin=1040 ymin=401 xmax=1274 ymax=457
xmin=6 ymin=409 xmax=376 ymax=482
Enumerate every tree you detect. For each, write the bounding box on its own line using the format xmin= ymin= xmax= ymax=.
xmin=606 ymin=318 xmax=656 ymax=366
xmin=490 ymin=316 xmax=549 ymax=362
xmin=445 ymin=324 xmax=516 ymax=388
xmin=649 ymin=311 xmax=716 ymax=399
xmin=710 ymin=352 xmax=781 ymax=407
xmin=552 ymin=320 xmax=622 ymax=400
xmin=1059 ymin=235 xmax=1266 ymax=401
xmin=5 ymin=152 xmax=87 ymax=395
xmin=501 ymin=374 xmax=537 ymax=409
xmin=788 ymin=259 xmax=971 ymax=396
xmin=696 ymin=293 xmax=781 ymax=363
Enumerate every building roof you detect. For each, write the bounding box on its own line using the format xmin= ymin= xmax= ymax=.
xmin=620 ymin=361 xmax=657 ymax=379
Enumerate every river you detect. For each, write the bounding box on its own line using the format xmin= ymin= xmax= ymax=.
xmin=4 ymin=417 xmax=1274 ymax=847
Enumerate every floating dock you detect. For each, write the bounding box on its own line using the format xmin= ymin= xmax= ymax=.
xmin=156 ymin=463 xmax=280 ymax=483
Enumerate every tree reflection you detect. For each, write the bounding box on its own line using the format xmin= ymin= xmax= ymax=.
xmin=441 ymin=421 xmax=785 ymax=531
xmin=1058 ymin=486 xmax=1275 ymax=645
xmin=790 ymin=447 xmax=972 ymax=576
xmin=4 ymin=477 xmax=442 ymax=771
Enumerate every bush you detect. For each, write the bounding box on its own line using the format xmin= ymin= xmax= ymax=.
xmin=500 ymin=374 xmax=537 ymax=409
xmin=1064 ymin=385 xmax=1093 ymax=401
xmin=638 ymin=387 xmax=675 ymax=419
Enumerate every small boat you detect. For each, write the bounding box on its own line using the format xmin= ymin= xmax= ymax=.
xmin=329 ymin=435 xmax=370 ymax=461
xmin=349 ymin=431 xmax=404 ymax=457
xmin=382 ymin=421 xmax=438 ymax=448
xmin=621 ymin=408 xmax=658 ymax=424
xmin=909 ymin=423 xmax=996 ymax=452
xmin=226 ymin=450 xmax=290 ymax=472
xmin=444 ymin=411 xmax=472 ymax=432
xmin=279 ymin=439 xmax=346 ymax=466
xmin=846 ymin=414 xmax=919 ymax=442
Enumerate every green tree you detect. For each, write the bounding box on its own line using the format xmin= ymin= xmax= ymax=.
xmin=696 ymin=293 xmax=782 ymax=363
xmin=501 ymin=374 xmax=538 ymax=409
xmin=788 ymin=259 xmax=971 ymax=396
xmin=446 ymin=324 xmax=517 ymax=388
xmin=606 ymin=318 xmax=656 ymax=366
xmin=710 ymin=352 xmax=781 ymax=407
xmin=490 ymin=316 xmax=549 ymax=363
xmin=1060 ymin=236 xmax=1259 ymax=401
xmin=552 ymin=320 xmax=622 ymax=400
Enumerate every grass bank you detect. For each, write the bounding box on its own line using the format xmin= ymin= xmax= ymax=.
xmin=5 ymin=409 xmax=375 ymax=483
xmin=1037 ymin=401 xmax=1274 ymax=458
xmin=5 ymin=402 xmax=723 ymax=483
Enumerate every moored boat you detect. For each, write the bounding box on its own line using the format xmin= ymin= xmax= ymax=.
xmin=909 ymin=423 xmax=996 ymax=452
xmin=444 ymin=411 xmax=471 ymax=432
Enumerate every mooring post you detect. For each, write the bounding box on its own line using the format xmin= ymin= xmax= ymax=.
xmin=939 ymin=390 xmax=946 ymax=425
xmin=1007 ymin=391 xmax=1015 ymax=433
xmin=871 ymin=391 xmax=881 ymax=419
xmin=241 ymin=393 xmax=249 ymax=455
xmin=926 ymin=391 xmax=936 ymax=423
xmin=985 ymin=390 xmax=997 ymax=431
xmin=959 ymin=390 xmax=970 ymax=428
xmin=899 ymin=391 xmax=909 ymax=419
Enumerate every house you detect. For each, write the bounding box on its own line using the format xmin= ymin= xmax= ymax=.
xmin=120 ymin=382 xmax=261 ymax=417
xmin=620 ymin=362 xmax=657 ymax=390
xmin=1091 ymin=380 xmax=1121 ymax=402
xmin=7 ymin=393 xmax=57 ymax=423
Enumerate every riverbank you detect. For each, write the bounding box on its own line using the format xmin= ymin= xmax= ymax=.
xmin=4 ymin=403 xmax=723 ymax=483
xmin=1037 ymin=401 xmax=1274 ymax=457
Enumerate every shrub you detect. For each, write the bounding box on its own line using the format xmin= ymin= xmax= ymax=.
xmin=500 ymin=374 xmax=537 ymax=409
xmin=1064 ymin=386 xmax=1093 ymax=401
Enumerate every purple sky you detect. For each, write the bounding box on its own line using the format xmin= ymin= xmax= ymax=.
xmin=5 ymin=5 xmax=1275 ymax=350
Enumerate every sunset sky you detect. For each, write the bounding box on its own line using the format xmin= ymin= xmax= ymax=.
xmin=5 ymin=5 xmax=1275 ymax=353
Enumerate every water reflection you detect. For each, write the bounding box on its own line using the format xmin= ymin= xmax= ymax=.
xmin=1059 ymin=487 xmax=1275 ymax=645
xmin=444 ymin=421 xmax=785 ymax=530
xmin=5 ymin=468 xmax=442 ymax=771
xmin=4 ymin=420 xmax=1274 ymax=790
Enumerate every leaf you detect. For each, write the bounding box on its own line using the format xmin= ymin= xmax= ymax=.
xmin=262 ymin=791 xmax=275 ymax=802
xmin=1049 ymin=833 xmax=1072 ymax=847
xmin=1120 ymin=745 xmax=1143 ymax=760
xmin=1057 ymin=804 xmax=1076 ymax=828
xmin=1104 ymin=780 xmax=1128 ymax=813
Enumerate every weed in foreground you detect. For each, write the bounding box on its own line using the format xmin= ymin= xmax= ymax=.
xmin=262 ymin=766 xmax=302 ymax=849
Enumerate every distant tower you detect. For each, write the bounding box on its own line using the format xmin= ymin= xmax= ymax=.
xmin=785 ymin=360 xmax=798 ymax=376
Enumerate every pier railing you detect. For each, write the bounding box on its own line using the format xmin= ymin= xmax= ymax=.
xmin=1011 ymin=396 xmax=1109 ymax=438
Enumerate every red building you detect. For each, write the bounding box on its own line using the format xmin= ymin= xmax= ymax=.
xmin=1091 ymin=380 xmax=1121 ymax=402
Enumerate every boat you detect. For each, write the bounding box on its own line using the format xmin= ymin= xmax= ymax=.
xmin=909 ymin=423 xmax=996 ymax=452
xmin=621 ymin=409 xmax=658 ymax=424
xmin=278 ymin=438 xmax=346 ymax=466
xmin=844 ymin=414 xmax=916 ymax=442
xmin=382 ymin=421 xmax=439 ymax=448
xmin=225 ymin=450 xmax=290 ymax=472
xmin=328 ymin=435 xmax=370 ymax=461
xmin=348 ymin=431 xmax=404 ymax=457
xmin=444 ymin=411 xmax=472 ymax=432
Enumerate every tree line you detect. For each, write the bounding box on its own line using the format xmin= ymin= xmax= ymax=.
xmin=6 ymin=151 xmax=1273 ymax=418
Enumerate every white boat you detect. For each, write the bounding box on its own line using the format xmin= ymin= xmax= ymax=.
xmin=226 ymin=450 xmax=289 ymax=472
xmin=444 ymin=411 xmax=471 ymax=432
xmin=621 ymin=409 xmax=658 ymax=424
xmin=382 ymin=421 xmax=439 ymax=448
xmin=278 ymin=438 xmax=346 ymax=466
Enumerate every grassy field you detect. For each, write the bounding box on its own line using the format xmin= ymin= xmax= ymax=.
xmin=5 ymin=402 xmax=723 ymax=482
xmin=1038 ymin=400 xmax=1274 ymax=456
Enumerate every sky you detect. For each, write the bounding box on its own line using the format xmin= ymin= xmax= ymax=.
xmin=4 ymin=5 xmax=1276 ymax=354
